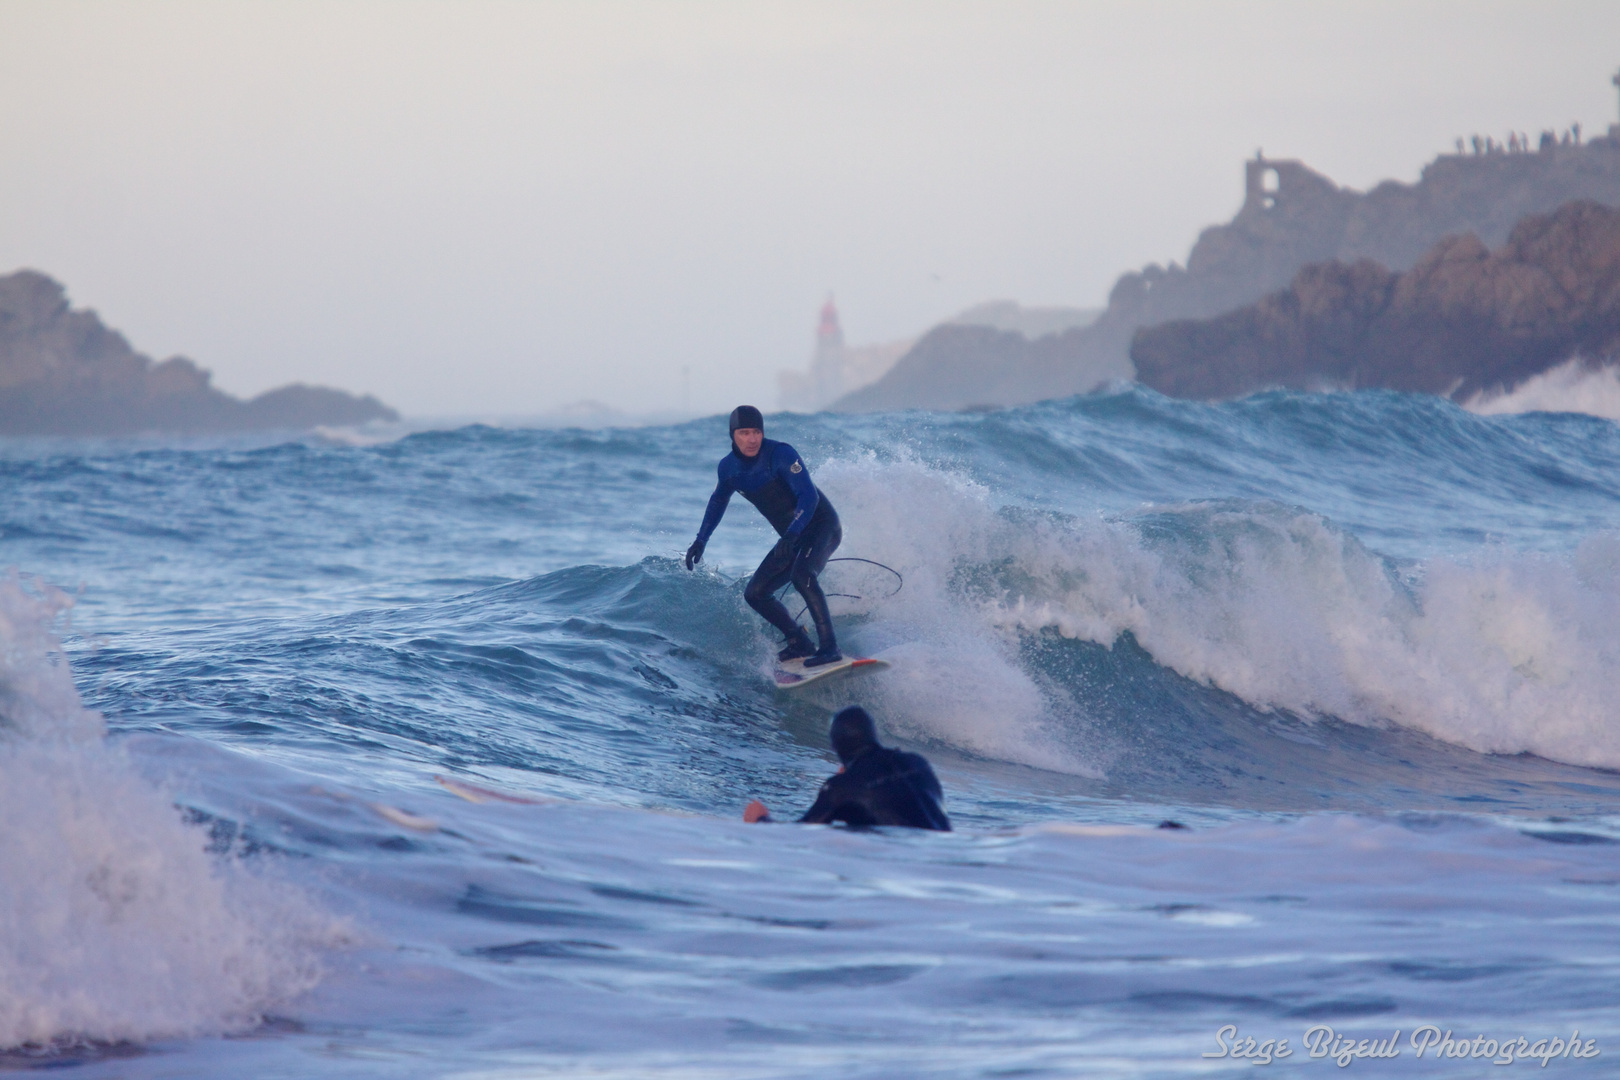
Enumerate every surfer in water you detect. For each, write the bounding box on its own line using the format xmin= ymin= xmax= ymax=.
xmin=684 ymin=405 xmax=843 ymax=667
xmin=744 ymin=707 xmax=950 ymax=830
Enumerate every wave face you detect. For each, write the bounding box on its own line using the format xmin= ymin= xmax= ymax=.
xmin=9 ymin=386 xmax=1620 ymax=1071
xmin=15 ymin=390 xmax=1620 ymax=804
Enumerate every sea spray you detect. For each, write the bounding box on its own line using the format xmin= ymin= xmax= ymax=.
xmin=0 ymin=573 xmax=327 ymax=1049
xmin=822 ymin=456 xmax=1620 ymax=771
xmin=1464 ymin=357 xmax=1620 ymax=423
xmin=0 ymin=572 xmax=102 ymax=744
xmin=815 ymin=456 xmax=1092 ymax=774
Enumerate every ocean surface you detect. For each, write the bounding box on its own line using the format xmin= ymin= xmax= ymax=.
xmin=5 ymin=386 xmax=1620 ymax=1077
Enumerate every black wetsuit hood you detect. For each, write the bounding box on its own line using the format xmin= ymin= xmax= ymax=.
xmin=830 ymin=706 xmax=880 ymax=765
xmin=729 ymin=405 xmax=764 ymax=437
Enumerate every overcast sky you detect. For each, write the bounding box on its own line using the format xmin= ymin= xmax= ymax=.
xmin=2 ymin=1 xmax=1618 ymax=417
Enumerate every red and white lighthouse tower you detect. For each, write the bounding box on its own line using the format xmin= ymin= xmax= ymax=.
xmin=811 ymin=295 xmax=847 ymax=407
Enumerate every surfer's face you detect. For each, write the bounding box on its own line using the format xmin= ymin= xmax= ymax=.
xmin=732 ymin=428 xmax=763 ymax=457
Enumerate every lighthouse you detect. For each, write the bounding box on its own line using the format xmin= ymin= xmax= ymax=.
xmin=1613 ymin=67 xmax=1620 ymax=138
xmin=778 ymin=294 xmax=909 ymax=411
xmin=807 ymin=295 xmax=847 ymax=408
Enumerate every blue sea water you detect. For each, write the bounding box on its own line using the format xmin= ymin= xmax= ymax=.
xmin=4 ymin=387 xmax=1620 ymax=1077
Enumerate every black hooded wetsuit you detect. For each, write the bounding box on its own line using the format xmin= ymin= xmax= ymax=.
xmin=798 ymin=707 xmax=951 ymax=831
xmin=693 ymin=437 xmax=841 ymax=654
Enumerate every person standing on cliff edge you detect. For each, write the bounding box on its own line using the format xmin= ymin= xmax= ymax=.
xmin=683 ymin=405 xmax=843 ymax=666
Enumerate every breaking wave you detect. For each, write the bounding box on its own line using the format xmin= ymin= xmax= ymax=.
xmin=819 ymin=455 xmax=1620 ymax=771
xmin=0 ymin=574 xmax=328 ymax=1050
xmin=1464 ymin=357 xmax=1620 ymax=422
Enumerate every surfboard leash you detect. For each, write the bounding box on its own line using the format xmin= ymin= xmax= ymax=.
xmin=778 ymin=556 xmax=903 ymax=622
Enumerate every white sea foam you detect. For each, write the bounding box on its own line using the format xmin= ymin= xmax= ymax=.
xmin=818 ymin=457 xmax=1092 ymax=775
xmin=822 ymin=458 xmax=1620 ymax=772
xmin=0 ymin=575 xmax=103 ymax=745
xmin=1464 ymin=357 xmax=1620 ymax=421
xmin=0 ymin=573 xmax=327 ymax=1049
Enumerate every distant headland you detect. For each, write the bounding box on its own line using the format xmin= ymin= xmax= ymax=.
xmin=0 ymin=270 xmax=397 ymax=436
xmin=833 ymin=115 xmax=1620 ymax=412
xmin=1132 ymin=199 xmax=1620 ymax=401
xmin=777 ymin=297 xmax=1098 ymax=413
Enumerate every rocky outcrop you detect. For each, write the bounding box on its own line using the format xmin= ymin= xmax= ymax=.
xmin=1130 ymin=200 xmax=1620 ymax=400
xmin=834 ymin=322 xmax=1116 ymax=412
xmin=945 ymin=300 xmax=1100 ymax=338
xmin=0 ymin=270 xmax=397 ymax=435
xmin=832 ymin=325 xmax=1032 ymax=412
xmin=837 ymin=136 xmax=1620 ymax=412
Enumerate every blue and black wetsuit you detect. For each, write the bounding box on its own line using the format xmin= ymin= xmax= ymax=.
xmin=693 ymin=438 xmax=841 ymax=657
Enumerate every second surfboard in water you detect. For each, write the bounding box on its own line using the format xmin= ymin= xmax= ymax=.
xmin=772 ymin=655 xmax=890 ymax=690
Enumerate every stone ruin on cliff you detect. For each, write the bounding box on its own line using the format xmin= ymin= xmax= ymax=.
xmin=835 ymin=129 xmax=1620 ymax=413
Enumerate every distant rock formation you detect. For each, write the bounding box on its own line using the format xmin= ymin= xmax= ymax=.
xmin=836 ymin=133 xmax=1620 ymax=412
xmin=779 ymin=299 xmax=1098 ymax=413
xmin=0 ymin=270 xmax=397 ymax=435
xmin=832 ymin=322 xmax=1100 ymax=412
xmin=1130 ymin=200 xmax=1620 ymax=400
xmin=945 ymin=300 xmax=1101 ymax=339
xmin=829 ymin=302 xmax=1101 ymax=413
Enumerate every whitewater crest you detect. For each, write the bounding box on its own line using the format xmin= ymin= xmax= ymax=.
xmin=0 ymin=573 xmax=327 ymax=1049
xmin=823 ymin=457 xmax=1620 ymax=772
xmin=815 ymin=456 xmax=1096 ymax=775
xmin=0 ymin=573 xmax=103 ymax=744
xmin=1463 ymin=357 xmax=1620 ymax=422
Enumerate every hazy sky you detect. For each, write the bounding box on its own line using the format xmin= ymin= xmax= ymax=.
xmin=2 ymin=2 xmax=1618 ymax=417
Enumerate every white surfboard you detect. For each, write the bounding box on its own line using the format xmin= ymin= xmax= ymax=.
xmin=772 ymin=655 xmax=890 ymax=690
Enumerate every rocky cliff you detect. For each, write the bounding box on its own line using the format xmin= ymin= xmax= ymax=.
xmin=836 ymin=134 xmax=1620 ymax=412
xmin=832 ymin=322 xmax=1109 ymax=412
xmin=1130 ymin=200 xmax=1620 ymax=400
xmin=0 ymin=270 xmax=397 ymax=435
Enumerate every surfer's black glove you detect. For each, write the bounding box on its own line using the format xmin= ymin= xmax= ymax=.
xmin=684 ymin=537 xmax=705 ymax=570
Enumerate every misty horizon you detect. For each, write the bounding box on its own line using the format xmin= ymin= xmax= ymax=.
xmin=3 ymin=1 xmax=1618 ymax=417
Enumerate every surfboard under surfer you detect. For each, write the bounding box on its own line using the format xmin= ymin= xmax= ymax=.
xmin=684 ymin=405 xmax=843 ymax=667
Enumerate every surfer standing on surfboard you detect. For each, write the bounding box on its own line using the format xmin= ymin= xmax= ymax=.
xmin=683 ymin=405 xmax=843 ymax=667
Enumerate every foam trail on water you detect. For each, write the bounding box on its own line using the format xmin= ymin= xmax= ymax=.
xmin=824 ymin=458 xmax=1620 ymax=772
xmin=0 ymin=574 xmax=327 ymax=1049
